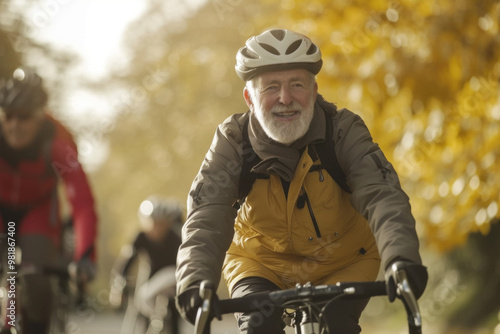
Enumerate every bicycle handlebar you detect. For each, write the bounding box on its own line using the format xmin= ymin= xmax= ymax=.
xmin=195 ymin=280 xmax=215 ymax=334
xmin=196 ymin=276 xmax=422 ymax=334
xmin=394 ymin=267 xmax=422 ymax=329
xmin=213 ymin=280 xmax=387 ymax=316
xmin=17 ymin=262 xmax=87 ymax=305
xmin=19 ymin=263 xmax=71 ymax=279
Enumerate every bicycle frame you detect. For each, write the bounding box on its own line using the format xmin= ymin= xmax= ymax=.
xmin=284 ymin=303 xmax=321 ymax=334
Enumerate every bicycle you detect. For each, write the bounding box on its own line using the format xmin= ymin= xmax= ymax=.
xmin=110 ymin=257 xmax=180 ymax=334
xmin=194 ymin=261 xmax=422 ymax=334
xmin=0 ymin=238 xmax=85 ymax=334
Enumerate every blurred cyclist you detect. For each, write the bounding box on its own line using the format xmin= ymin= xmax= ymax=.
xmin=109 ymin=196 xmax=183 ymax=334
xmin=0 ymin=68 xmax=98 ymax=334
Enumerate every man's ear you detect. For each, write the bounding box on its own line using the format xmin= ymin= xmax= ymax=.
xmin=243 ymin=87 xmax=253 ymax=110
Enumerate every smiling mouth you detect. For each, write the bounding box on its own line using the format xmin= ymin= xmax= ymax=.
xmin=273 ymin=111 xmax=299 ymax=118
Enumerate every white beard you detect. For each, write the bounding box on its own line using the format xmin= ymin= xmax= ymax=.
xmin=253 ymin=98 xmax=315 ymax=145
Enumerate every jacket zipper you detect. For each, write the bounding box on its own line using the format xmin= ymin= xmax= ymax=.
xmin=297 ymin=190 xmax=322 ymax=238
xmin=308 ymin=165 xmax=325 ymax=182
xmin=318 ymin=169 xmax=324 ymax=182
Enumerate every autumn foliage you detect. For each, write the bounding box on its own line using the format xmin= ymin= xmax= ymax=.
xmin=267 ymin=0 xmax=500 ymax=252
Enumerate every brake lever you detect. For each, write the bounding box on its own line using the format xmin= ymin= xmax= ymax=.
xmin=395 ymin=268 xmax=422 ymax=328
xmin=195 ymin=280 xmax=213 ymax=334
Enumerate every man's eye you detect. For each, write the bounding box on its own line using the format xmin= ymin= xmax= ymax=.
xmin=264 ymin=86 xmax=277 ymax=91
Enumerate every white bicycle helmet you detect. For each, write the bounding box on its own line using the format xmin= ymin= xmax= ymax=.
xmin=138 ymin=196 xmax=183 ymax=230
xmin=235 ymin=29 xmax=322 ymax=81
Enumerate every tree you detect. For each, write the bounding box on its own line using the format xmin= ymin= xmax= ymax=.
xmin=446 ymin=219 xmax=500 ymax=329
xmin=0 ymin=29 xmax=21 ymax=78
xmin=268 ymin=0 xmax=500 ymax=250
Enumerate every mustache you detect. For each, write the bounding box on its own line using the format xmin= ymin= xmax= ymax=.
xmin=270 ymin=101 xmax=304 ymax=113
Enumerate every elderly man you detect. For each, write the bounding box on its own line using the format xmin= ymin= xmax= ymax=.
xmin=175 ymin=29 xmax=427 ymax=333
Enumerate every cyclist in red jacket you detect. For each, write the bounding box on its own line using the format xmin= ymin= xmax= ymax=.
xmin=0 ymin=68 xmax=98 ymax=334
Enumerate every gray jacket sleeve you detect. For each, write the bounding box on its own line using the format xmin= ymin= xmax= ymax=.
xmin=175 ymin=114 xmax=245 ymax=295
xmin=334 ymin=109 xmax=422 ymax=269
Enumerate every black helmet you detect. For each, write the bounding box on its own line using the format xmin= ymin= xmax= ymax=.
xmin=235 ymin=29 xmax=322 ymax=81
xmin=0 ymin=68 xmax=48 ymax=115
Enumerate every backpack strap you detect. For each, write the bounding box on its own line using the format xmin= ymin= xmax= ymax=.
xmin=234 ymin=113 xmax=265 ymax=209
xmin=314 ymin=107 xmax=351 ymax=193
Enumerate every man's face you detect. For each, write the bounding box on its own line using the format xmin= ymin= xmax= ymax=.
xmin=244 ymin=68 xmax=318 ymax=145
xmin=142 ymin=217 xmax=172 ymax=242
xmin=0 ymin=108 xmax=44 ymax=149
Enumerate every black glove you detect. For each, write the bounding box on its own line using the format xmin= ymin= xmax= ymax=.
xmin=175 ymin=285 xmax=203 ymax=324
xmin=385 ymin=259 xmax=428 ymax=302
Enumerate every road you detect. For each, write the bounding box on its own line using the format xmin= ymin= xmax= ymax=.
xmin=67 ymin=309 xmax=307 ymax=333
xmin=68 ymin=310 xmax=240 ymax=334
xmin=66 ymin=300 xmax=429 ymax=334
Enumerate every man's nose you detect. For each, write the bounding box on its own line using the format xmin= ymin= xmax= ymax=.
xmin=278 ymin=86 xmax=293 ymax=105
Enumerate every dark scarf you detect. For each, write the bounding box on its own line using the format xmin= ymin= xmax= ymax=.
xmin=247 ymin=95 xmax=331 ymax=182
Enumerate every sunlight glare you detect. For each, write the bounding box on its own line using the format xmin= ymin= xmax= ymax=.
xmin=34 ymin=0 xmax=147 ymax=78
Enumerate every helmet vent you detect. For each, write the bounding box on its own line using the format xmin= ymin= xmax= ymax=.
xmin=306 ymin=44 xmax=318 ymax=55
xmin=259 ymin=43 xmax=280 ymax=55
xmin=270 ymin=29 xmax=286 ymax=41
xmin=286 ymin=40 xmax=303 ymax=55
xmin=241 ymin=47 xmax=259 ymax=59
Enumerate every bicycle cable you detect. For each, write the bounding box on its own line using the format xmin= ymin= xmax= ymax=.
xmin=317 ymin=292 xmax=348 ymax=333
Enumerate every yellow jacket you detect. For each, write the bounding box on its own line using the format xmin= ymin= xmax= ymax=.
xmin=223 ymin=146 xmax=380 ymax=292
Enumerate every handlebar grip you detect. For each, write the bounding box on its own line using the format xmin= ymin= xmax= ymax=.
xmin=195 ymin=280 xmax=215 ymax=334
xmin=199 ymin=280 xmax=215 ymax=299
xmin=395 ymin=270 xmax=422 ymax=329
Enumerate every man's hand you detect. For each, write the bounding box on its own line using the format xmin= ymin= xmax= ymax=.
xmin=175 ymin=285 xmax=203 ymax=324
xmin=385 ymin=259 xmax=428 ymax=302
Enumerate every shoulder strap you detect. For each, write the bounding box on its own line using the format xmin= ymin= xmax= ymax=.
xmin=315 ymin=107 xmax=351 ymax=193
xmin=234 ymin=114 xmax=262 ymax=208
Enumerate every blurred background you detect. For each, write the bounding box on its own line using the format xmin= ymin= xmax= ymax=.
xmin=1 ymin=0 xmax=499 ymax=333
